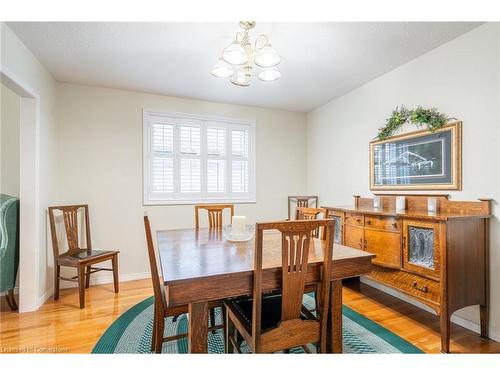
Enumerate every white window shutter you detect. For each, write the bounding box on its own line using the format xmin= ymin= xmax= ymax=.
xmin=180 ymin=125 xmax=201 ymax=155
xmin=207 ymin=160 xmax=225 ymax=193
xmin=152 ymin=158 xmax=174 ymax=192
xmin=152 ymin=123 xmax=174 ymax=153
xmin=207 ymin=127 xmax=225 ymax=156
xmin=231 ymin=129 xmax=249 ymax=157
xmin=180 ymin=158 xmax=201 ymax=193
xmin=144 ymin=111 xmax=255 ymax=204
xmin=231 ymin=160 xmax=248 ymax=193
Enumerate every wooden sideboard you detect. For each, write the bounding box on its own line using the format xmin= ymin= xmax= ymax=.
xmin=323 ymin=194 xmax=492 ymax=353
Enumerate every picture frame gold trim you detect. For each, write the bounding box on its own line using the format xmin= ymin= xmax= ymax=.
xmin=369 ymin=122 xmax=462 ymax=191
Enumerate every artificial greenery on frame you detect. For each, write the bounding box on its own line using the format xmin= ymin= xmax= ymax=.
xmin=376 ymin=105 xmax=451 ymax=140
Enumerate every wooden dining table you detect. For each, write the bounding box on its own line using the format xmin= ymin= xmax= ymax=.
xmin=157 ymin=227 xmax=374 ymax=353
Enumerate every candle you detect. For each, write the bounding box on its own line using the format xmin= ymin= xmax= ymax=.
xmin=232 ymin=216 xmax=246 ymax=235
xmin=373 ymin=196 xmax=382 ymax=209
xmin=396 ymin=196 xmax=406 ymax=211
xmin=428 ymin=197 xmax=437 ymax=213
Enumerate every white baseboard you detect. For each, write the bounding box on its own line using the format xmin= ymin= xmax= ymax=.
xmin=38 ymin=287 xmax=54 ymax=308
xmin=360 ymin=276 xmax=500 ymax=342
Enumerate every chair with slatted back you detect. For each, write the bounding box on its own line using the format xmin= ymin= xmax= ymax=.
xmin=195 ymin=204 xmax=234 ymax=229
xmin=322 ymin=207 xmax=343 ymax=244
xmin=224 ymin=219 xmax=334 ymax=353
xmin=193 ymin=204 xmax=234 ymax=328
xmin=48 ymin=205 xmax=119 ymax=309
xmin=287 ymin=195 xmax=318 ymax=220
xmin=144 ymin=214 xmax=224 ymax=353
xmin=295 ymin=207 xmax=327 ymax=238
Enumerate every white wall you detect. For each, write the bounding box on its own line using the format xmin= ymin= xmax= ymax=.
xmin=1 ymin=83 xmax=20 ymax=197
xmin=1 ymin=23 xmax=59 ymax=309
xmin=307 ymin=23 xmax=500 ymax=340
xmin=56 ymin=83 xmax=307 ymax=282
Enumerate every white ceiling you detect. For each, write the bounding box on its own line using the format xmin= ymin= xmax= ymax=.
xmin=8 ymin=22 xmax=481 ymax=112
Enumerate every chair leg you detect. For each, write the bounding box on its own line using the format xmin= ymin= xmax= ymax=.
xmin=155 ymin=316 xmax=165 ymax=353
xmin=151 ymin=307 xmax=158 ymax=352
xmin=209 ymin=307 xmax=216 ymax=329
xmin=225 ymin=308 xmax=234 ymax=353
xmin=8 ymin=289 xmax=18 ymax=311
xmin=54 ymin=265 xmax=60 ymax=300
xmin=85 ymin=266 xmax=91 ymax=288
xmin=5 ymin=293 xmax=14 ymax=311
xmin=112 ymin=255 xmax=119 ymax=293
xmin=77 ymin=266 xmax=85 ymax=309
xmin=5 ymin=289 xmax=18 ymax=311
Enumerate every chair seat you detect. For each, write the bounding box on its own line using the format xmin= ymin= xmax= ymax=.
xmin=225 ymin=294 xmax=313 ymax=333
xmin=58 ymin=249 xmax=118 ymax=264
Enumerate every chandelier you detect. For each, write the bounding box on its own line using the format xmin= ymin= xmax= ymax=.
xmin=211 ymin=21 xmax=281 ymax=86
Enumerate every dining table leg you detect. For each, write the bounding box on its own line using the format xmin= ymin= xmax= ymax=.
xmin=327 ymin=279 xmax=343 ymax=353
xmin=188 ymin=301 xmax=208 ymax=353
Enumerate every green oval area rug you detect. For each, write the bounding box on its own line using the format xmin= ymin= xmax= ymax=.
xmin=92 ymin=294 xmax=422 ymax=354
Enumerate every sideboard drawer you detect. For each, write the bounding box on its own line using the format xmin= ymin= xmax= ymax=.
xmin=364 ymin=215 xmax=401 ymax=232
xmin=370 ymin=267 xmax=440 ymax=306
xmin=345 ymin=212 xmax=363 ymax=227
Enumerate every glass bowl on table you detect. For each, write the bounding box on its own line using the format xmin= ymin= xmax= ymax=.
xmin=222 ymin=224 xmax=255 ymax=242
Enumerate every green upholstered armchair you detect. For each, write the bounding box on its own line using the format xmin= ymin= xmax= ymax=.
xmin=0 ymin=193 xmax=20 ymax=311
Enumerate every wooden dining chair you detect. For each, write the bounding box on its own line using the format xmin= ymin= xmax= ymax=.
xmin=48 ymin=205 xmax=119 ymax=309
xmin=288 ymin=195 xmax=318 ymax=220
xmin=322 ymin=207 xmax=342 ymax=243
xmin=295 ymin=207 xmax=327 ymax=238
xmin=193 ymin=203 xmax=234 ymax=327
xmin=144 ymin=215 xmax=224 ymax=353
xmin=194 ymin=204 xmax=234 ymax=229
xmin=224 ymin=219 xmax=335 ymax=353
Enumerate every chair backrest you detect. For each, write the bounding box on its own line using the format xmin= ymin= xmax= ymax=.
xmin=295 ymin=207 xmax=327 ymax=238
xmin=252 ymin=219 xmax=334 ymax=349
xmin=143 ymin=215 xmax=168 ymax=312
xmin=287 ymin=195 xmax=318 ymax=220
xmin=194 ymin=204 xmax=234 ymax=229
xmin=322 ymin=207 xmax=342 ymax=242
xmin=48 ymin=205 xmax=91 ymax=259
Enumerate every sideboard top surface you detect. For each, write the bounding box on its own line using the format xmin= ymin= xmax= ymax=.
xmin=324 ymin=205 xmax=491 ymax=221
xmin=324 ymin=194 xmax=492 ymax=221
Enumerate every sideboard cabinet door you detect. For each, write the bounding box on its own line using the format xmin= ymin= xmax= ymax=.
xmin=344 ymin=224 xmax=364 ymax=250
xmin=364 ymin=228 xmax=401 ymax=268
xmin=402 ymin=219 xmax=441 ymax=280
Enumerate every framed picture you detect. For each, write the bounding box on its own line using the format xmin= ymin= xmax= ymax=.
xmin=370 ymin=122 xmax=462 ymax=190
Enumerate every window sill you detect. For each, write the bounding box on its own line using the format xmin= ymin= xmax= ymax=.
xmin=143 ymin=199 xmax=257 ymax=206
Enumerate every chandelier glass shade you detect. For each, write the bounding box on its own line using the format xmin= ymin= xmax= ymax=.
xmin=254 ymin=45 xmax=280 ymax=67
xmin=222 ymin=40 xmax=248 ymax=65
xmin=257 ymin=67 xmax=281 ymax=82
xmin=211 ymin=21 xmax=281 ymax=86
xmin=211 ymin=58 xmax=234 ymax=78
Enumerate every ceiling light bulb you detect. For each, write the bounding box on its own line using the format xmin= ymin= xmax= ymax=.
xmin=211 ymin=59 xmax=234 ymax=78
xmin=254 ymin=44 xmax=280 ymax=67
xmin=230 ymin=68 xmax=251 ymax=86
xmin=222 ymin=40 xmax=248 ymax=65
xmin=258 ymin=67 xmax=281 ymax=82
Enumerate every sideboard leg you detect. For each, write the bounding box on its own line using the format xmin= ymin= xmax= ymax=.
xmin=440 ymin=312 xmax=450 ymax=353
xmin=480 ymin=305 xmax=489 ymax=339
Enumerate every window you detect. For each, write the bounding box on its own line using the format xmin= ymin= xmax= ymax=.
xmin=143 ymin=110 xmax=256 ymax=205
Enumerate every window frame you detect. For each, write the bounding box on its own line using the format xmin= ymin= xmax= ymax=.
xmin=143 ymin=109 xmax=256 ymax=206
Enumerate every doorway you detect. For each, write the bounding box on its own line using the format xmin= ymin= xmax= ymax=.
xmin=1 ymin=70 xmax=40 ymax=312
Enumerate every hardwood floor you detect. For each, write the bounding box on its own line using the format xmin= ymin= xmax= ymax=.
xmin=0 ymin=278 xmax=499 ymax=354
